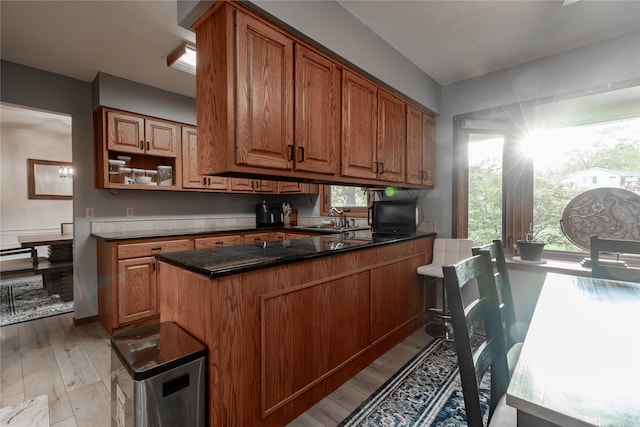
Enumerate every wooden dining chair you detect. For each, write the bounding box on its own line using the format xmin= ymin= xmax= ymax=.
xmin=472 ymin=240 xmax=523 ymax=377
xmin=61 ymin=222 xmax=73 ymax=234
xmin=443 ymin=251 xmax=515 ymax=427
xmin=590 ymin=235 xmax=640 ymax=283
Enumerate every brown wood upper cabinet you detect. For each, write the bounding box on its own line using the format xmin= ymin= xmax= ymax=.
xmin=406 ymin=106 xmax=435 ymax=187
xmin=294 ymin=44 xmax=340 ymax=176
xmin=107 ymin=110 xmax=178 ymax=158
xmin=230 ymin=178 xmax=276 ymax=194
xmin=235 ymin=11 xmax=293 ymax=171
xmin=182 ymin=126 xmax=229 ymax=191
xmin=342 ymin=70 xmax=406 ymax=183
xmin=195 ymin=2 xmax=432 ymax=189
xmin=197 ymin=4 xmax=338 ymax=179
xmin=376 ymin=89 xmax=406 ymax=183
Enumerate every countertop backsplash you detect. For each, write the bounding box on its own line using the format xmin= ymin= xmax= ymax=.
xmin=90 ymin=215 xmax=376 ymax=235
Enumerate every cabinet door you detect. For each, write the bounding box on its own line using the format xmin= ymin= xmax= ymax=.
xmin=230 ymin=178 xmax=255 ymax=193
xmin=294 ymin=44 xmax=339 ymax=175
xmin=278 ymin=181 xmax=303 ymax=193
xmin=194 ymin=235 xmax=243 ymax=249
xmin=107 ymin=111 xmax=145 ymax=154
xmin=182 ymin=126 xmax=206 ymax=189
xmin=117 ymin=256 xmax=157 ymax=325
xmin=342 ymin=70 xmax=377 ymax=180
xmin=421 ymin=113 xmax=435 ymax=187
xmin=230 ymin=178 xmax=275 ymax=193
xmin=406 ymin=105 xmax=423 ymax=185
xmin=243 ymin=232 xmax=274 ymax=244
xmin=256 ymin=180 xmax=276 ymax=193
xmin=377 ymin=89 xmax=406 ymax=183
xmin=406 ymin=107 xmax=435 ymax=187
xmin=236 ymin=11 xmax=293 ymax=170
xmin=145 ymin=118 xmax=178 ymax=157
xmin=182 ymin=126 xmax=229 ymax=190
xmin=205 ymin=176 xmax=230 ymax=191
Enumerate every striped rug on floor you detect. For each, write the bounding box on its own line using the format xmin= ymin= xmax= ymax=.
xmin=338 ymin=336 xmax=489 ymax=426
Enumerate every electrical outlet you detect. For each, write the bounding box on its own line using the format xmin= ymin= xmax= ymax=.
xmin=86 ymin=207 xmax=95 ymax=219
xmin=126 ymin=207 xmax=134 ymax=217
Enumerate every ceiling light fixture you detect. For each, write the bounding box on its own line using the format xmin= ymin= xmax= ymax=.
xmin=167 ymin=41 xmax=196 ymax=75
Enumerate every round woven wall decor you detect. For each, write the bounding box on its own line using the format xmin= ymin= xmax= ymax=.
xmin=561 ymin=187 xmax=640 ymax=251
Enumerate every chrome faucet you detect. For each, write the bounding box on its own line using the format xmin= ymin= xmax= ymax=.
xmin=329 ymin=207 xmax=346 ymax=228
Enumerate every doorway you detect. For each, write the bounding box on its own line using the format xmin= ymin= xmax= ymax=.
xmin=0 ymin=102 xmax=74 ymax=325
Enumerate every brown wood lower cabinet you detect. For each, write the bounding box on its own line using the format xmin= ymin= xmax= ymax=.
xmin=158 ymin=235 xmax=434 ymax=427
xmin=194 ymin=235 xmax=243 ymax=249
xmin=243 ymin=231 xmax=276 ymax=244
xmin=97 ymin=230 xmax=321 ymax=334
xmin=97 ymin=237 xmax=193 ymax=334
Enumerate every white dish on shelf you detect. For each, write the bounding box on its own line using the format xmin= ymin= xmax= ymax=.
xmin=135 ymin=176 xmax=152 ymax=184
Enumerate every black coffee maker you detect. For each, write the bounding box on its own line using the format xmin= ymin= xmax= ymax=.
xmin=256 ymin=200 xmax=284 ymax=227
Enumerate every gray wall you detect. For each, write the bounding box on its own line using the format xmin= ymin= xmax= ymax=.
xmin=428 ymin=31 xmax=640 ymax=238
xmin=1 ymin=61 xmax=97 ymax=319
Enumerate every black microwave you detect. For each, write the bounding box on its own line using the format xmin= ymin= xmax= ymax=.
xmin=369 ymin=201 xmax=417 ymax=235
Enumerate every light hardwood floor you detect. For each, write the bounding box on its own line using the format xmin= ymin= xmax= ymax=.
xmin=0 ymin=313 xmax=433 ymax=427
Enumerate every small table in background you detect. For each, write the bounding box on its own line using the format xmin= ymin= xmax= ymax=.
xmin=18 ymin=232 xmax=73 ymax=301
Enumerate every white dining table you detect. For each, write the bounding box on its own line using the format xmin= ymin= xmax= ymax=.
xmin=506 ymin=272 xmax=640 ymax=427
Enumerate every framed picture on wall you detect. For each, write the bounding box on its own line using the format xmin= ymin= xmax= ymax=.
xmin=27 ymin=158 xmax=73 ymax=200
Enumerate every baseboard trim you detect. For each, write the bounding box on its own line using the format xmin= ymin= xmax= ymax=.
xmin=73 ymin=315 xmax=98 ymax=326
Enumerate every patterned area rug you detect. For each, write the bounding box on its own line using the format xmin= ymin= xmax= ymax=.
xmin=339 ymin=337 xmax=489 ymax=426
xmin=0 ymin=275 xmax=73 ymax=327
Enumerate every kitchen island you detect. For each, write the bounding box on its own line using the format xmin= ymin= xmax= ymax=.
xmin=156 ymin=230 xmax=435 ymax=426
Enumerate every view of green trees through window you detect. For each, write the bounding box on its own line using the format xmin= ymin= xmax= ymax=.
xmin=328 ymin=185 xmax=368 ymax=207
xmin=468 ymin=134 xmax=503 ymax=246
xmin=468 ymin=117 xmax=640 ymax=251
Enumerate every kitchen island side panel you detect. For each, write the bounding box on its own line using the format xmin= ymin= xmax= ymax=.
xmin=157 ymin=235 xmax=434 ymax=426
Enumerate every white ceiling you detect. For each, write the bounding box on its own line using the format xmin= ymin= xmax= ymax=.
xmin=337 ymin=0 xmax=640 ymax=85
xmin=1 ymin=0 xmax=639 ymax=102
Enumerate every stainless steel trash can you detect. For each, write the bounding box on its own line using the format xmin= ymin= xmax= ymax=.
xmin=111 ymin=321 xmax=207 ymax=427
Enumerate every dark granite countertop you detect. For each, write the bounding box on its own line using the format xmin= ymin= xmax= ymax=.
xmin=156 ymin=230 xmax=435 ymax=279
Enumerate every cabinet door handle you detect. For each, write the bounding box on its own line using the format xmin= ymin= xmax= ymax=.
xmin=373 ymin=162 xmax=379 ymax=173
xmin=215 ymin=241 xmax=224 ymax=245
xmin=146 ymin=141 xmax=150 ymax=151
xmin=298 ymin=146 xmax=305 ymax=162
xmin=152 ymin=262 xmax=156 ymax=271
xmin=151 ymin=247 xmax=162 ymax=252
xmin=379 ymin=162 xmax=384 ymax=174
xmin=287 ymin=144 xmax=294 ymax=161
xmin=140 ymin=140 xmax=144 ymax=150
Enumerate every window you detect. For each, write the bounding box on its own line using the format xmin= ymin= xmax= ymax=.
xmin=467 ymin=133 xmax=504 ymax=245
xmin=528 ymin=118 xmax=640 ymax=251
xmin=455 ymin=88 xmax=640 ymax=256
xmin=319 ymin=185 xmax=372 ymax=217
